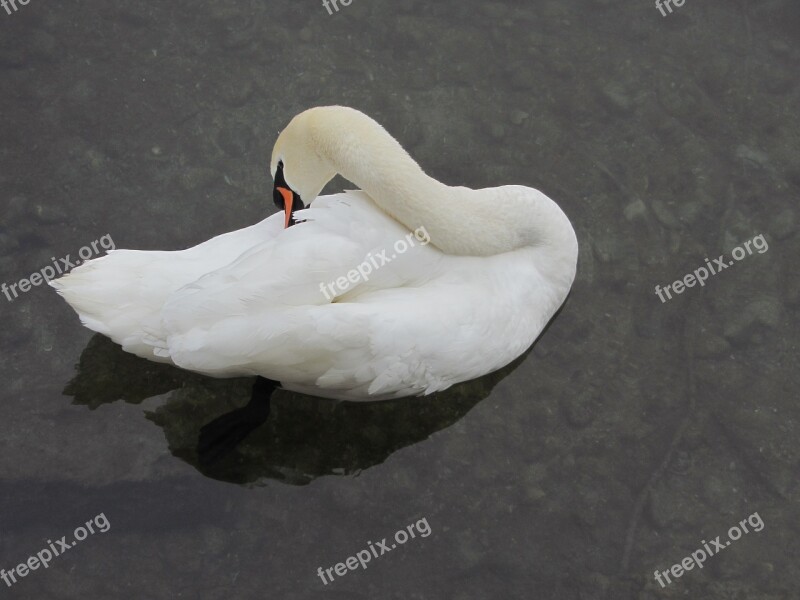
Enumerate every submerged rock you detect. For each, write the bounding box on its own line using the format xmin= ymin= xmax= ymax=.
xmin=723 ymin=297 xmax=783 ymax=343
xmin=769 ymin=208 xmax=797 ymax=240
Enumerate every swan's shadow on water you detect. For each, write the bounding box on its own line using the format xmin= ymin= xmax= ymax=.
xmin=64 ymin=334 xmax=528 ymax=486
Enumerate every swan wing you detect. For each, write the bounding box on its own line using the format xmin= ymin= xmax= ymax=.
xmin=159 ymin=191 xmax=449 ymax=389
xmin=50 ymin=216 xmax=283 ymax=360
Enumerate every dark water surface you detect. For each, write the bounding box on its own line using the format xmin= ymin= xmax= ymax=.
xmin=1 ymin=0 xmax=798 ymax=598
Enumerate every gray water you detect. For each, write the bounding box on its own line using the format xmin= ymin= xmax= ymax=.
xmin=1 ymin=0 xmax=798 ymax=598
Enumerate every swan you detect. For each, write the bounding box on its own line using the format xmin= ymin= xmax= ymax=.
xmin=51 ymin=106 xmax=578 ymax=401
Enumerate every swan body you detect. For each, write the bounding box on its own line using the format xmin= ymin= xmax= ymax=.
xmin=52 ymin=106 xmax=578 ymax=401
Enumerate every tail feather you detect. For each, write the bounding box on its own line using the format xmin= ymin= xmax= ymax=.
xmin=50 ymin=250 xmax=183 ymax=362
xmin=50 ymin=216 xmax=280 ymax=365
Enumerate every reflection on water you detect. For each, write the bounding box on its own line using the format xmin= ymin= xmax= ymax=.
xmin=65 ymin=334 xmax=526 ymax=486
xmin=1 ymin=0 xmax=798 ymax=596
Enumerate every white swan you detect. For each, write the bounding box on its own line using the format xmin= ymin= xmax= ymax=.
xmin=52 ymin=106 xmax=578 ymax=401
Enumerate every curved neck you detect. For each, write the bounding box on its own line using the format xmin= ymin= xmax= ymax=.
xmin=308 ymin=107 xmax=573 ymax=258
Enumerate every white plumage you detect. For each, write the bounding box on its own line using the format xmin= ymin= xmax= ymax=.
xmin=52 ymin=106 xmax=578 ymax=401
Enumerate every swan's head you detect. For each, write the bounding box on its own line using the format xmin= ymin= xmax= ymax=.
xmin=270 ymin=109 xmax=337 ymax=227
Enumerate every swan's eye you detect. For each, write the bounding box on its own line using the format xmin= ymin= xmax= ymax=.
xmin=273 ymin=160 xmax=288 ymax=187
xmin=273 ymin=161 xmax=291 ymax=209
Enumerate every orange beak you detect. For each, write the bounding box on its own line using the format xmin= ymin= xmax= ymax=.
xmin=277 ymin=186 xmax=294 ymax=229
